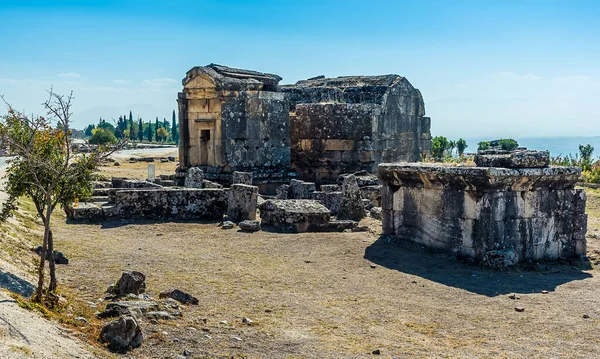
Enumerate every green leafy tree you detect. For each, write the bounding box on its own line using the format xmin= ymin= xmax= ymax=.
xmin=498 ymin=138 xmax=519 ymax=151
xmin=89 ymin=127 xmax=118 ymax=145
xmin=448 ymin=140 xmax=456 ymax=157
xmin=477 ymin=141 xmax=490 ymax=151
xmin=171 ymin=110 xmax=178 ymax=144
xmin=84 ymin=124 xmax=95 ymax=137
xmin=0 ymin=90 xmax=121 ymax=303
xmin=431 ymin=136 xmax=450 ymax=161
xmin=456 ymin=138 xmax=468 ymax=156
xmin=97 ymin=119 xmax=116 ymax=134
xmin=579 ymin=144 xmax=594 ymax=171
xmin=157 ymin=127 xmax=169 ymax=142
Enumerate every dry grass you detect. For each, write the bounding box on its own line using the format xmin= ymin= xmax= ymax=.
xmin=98 ymin=161 xmax=177 ymax=181
xmin=46 ymin=189 xmax=600 ymax=358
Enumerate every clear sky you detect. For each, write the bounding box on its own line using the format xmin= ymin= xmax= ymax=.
xmin=0 ymin=0 xmax=599 ymax=138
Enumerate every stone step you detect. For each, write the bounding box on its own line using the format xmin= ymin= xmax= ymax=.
xmin=92 ymin=196 xmax=109 ymax=203
xmin=93 ymin=188 xmax=111 ymax=196
xmin=159 ymin=174 xmax=175 ymax=181
xmin=157 ymin=180 xmax=176 ymax=187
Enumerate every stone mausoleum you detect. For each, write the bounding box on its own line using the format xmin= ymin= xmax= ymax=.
xmin=177 ymin=64 xmax=294 ymax=192
xmin=378 ymin=149 xmax=587 ymax=266
xmin=178 ymin=64 xmax=431 ymax=189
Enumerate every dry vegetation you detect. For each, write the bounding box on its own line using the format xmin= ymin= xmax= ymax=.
xmin=6 ymin=161 xmax=600 ymax=358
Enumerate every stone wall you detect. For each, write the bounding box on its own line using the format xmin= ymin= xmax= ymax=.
xmin=111 ymin=188 xmax=228 ymax=220
xmin=283 ymin=75 xmax=431 ymax=183
xmin=378 ymin=163 xmax=587 ymax=263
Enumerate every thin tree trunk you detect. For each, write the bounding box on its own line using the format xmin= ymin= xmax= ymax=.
xmin=48 ymin=229 xmax=57 ymax=293
xmin=34 ymin=223 xmax=49 ymax=302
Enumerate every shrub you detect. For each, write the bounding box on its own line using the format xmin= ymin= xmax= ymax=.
xmin=89 ymin=128 xmax=117 ymax=145
xmin=498 ymin=138 xmax=519 ymax=151
xmin=477 ymin=141 xmax=490 ymax=151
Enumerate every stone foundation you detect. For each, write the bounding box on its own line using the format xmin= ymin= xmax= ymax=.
xmin=378 ymin=163 xmax=587 ymax=262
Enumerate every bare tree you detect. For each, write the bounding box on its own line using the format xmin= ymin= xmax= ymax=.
xmin=0 ymin=89 xmax=126 ymax=303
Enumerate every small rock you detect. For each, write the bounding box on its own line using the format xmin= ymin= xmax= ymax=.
xmin=239 ymin=220 xmax=261 ymax=232
xmin=304 ymin=260 xmax=313 ymax=263
xmin=173 ymin=338 xmax=180 ymax=343
xmin=508 ymin=293 xmax=520 ymax=300
xmin=232 ymin=336 xmax=242 ymax=342
xmin=372 ymin=349 xmax=381 ymax=355
xmin=113 ymin=162 xmax=120 ymax=166
xmin=515 ymin=307 xmax=525 ymax=312
xmin=183 ymin=349 xmax=191 ymax=356
xmin=242 ymin=317 xmax=254 ymax=325
xmin=265 ymin=309 xmax=272 ymax=313
xmin=541 ymin=290 xmax=549 ymax=294
xmin=159 ymin=289 xmax=199 ymax=305
xmin=145 ymin=311 xmax=173 ymax=320
xmin=583 ymin=314 xmax=590 ymax=319
xmin=219 ymin=320 xmax=229 ymax=325
xmin=203 ymin=334 xmax=211 ymax=339
xmin=221 ymin=221 xmax=235 ymax=229
xmin=370 ymin=264 xmax=377 ymax=269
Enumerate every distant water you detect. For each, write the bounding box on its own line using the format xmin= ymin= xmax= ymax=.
xmin=464 ymin=136 xmax=600 ymax=158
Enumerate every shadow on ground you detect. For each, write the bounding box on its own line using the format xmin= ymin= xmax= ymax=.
xmin=364 ymin=236 xmax=593 ymax=297
xmin=0 ymin=270 xmax=35 ymax=298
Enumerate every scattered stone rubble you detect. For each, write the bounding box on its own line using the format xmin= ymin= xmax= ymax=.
xmin=97 ymin=271 xmax=201 ymax=352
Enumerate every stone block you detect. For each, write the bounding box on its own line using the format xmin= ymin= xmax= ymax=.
xmin=311 ymin=191 xmax=342 ymax=215
xmin=227 ymin=184 xmax=259 ymax=222
xmin=184 ymin=167 xmax=204 ymax=188
xmin=289 ymin=179 xmax=316 ymax=199
xmin=232 ymin=171 xmax=253 ymax=185
xmin=337 ymin=174 xmax=366 ymax=221
xmin=259 ymin=199 xmax=330 ymax=232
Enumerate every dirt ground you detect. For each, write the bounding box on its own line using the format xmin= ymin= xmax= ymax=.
xmin=47 ymin=181 xmax=600 ymax=358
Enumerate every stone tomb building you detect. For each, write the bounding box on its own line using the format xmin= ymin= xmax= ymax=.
xmin=177 ymin=64 xmax=294 ymax=192
xmin=283 ymin=75 xmax=431 ymax=183
xmin=178 ymin=64 xmax=432 ymax=189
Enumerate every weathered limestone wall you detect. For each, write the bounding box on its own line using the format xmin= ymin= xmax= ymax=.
xmin=283 ymin=75 xmax=431 ymax=183
xmin=112 ymin=188 xmax=228 ymax=220
xmin=378 ymin=163 xmax=587 ymax=262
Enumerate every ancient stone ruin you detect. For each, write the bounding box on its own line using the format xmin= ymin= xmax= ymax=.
xmin=378 ymin=147 xmax=587 ymax=266
xmin=177 ymin=64 xmax=295 ymax=193
xmin=283 ymin=74 xmax=431 ymax=183
xmin=177 ymin=64 xmax=431 ymax=189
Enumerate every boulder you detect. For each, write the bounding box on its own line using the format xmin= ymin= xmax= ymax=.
xmin=159 ymin=289 xmax=199 ymax=305
xmin=370 ymin=207 xmax=383 ymax=220
xmin=111 ymin=271 xmax=146 ymax=297
xmin=482 ymin=249 xmax=519 ymax=270
xmin=99 ymin=315 xmax=143 ymax=351
xmin=239 ymin=220 xmax=261 ymax=232
xmin=221 ymin=221 xmax=235 ymax=229
xmin=337 ymin=175 xmax=366 ymax=221
xmin=184 ymin=167 xmax=204 ymax=188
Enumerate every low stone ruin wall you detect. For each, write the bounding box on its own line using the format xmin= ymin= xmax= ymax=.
xmin=112 ymin=188 xmax=228 ymax=220
xmin=378 ymin=163 xmax=587 ymax=263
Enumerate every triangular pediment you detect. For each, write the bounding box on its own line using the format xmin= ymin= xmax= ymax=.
xmin=184 ymin=73 xmax=216 ymax=89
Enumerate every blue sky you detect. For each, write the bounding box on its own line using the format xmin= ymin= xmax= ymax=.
xmin=0 ymin=0 xmax=599 ymax=138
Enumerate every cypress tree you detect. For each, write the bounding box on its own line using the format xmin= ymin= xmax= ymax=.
xmin=147 ymin=121 xmax=153 ymax=142
xmin=155 ymin=117 xmax=159 ymax=141
xmin=138 ymin=118 xmax=143 ymax=142
xmin=171 ymin=110 xmax=178 ymax=144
